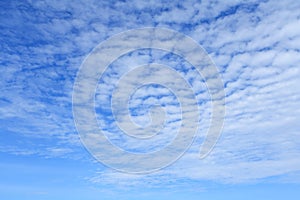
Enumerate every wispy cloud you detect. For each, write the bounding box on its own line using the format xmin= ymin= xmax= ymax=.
xmin=1 ymin=0 xmax=300 ymax=189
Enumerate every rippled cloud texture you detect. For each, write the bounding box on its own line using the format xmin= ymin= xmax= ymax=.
xmin=1 ymin=0 xmax=300 ymax=199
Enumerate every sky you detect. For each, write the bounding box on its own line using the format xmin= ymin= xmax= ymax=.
xmin=1 ymin=0 xmax=300 ymax=199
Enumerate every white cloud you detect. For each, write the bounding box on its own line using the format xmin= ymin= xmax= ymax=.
xmin=1 ymin=0 xmax=300 ymax=187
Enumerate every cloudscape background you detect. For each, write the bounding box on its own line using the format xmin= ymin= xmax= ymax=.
xmin=1 ymin=0 xmax=300 ymax=199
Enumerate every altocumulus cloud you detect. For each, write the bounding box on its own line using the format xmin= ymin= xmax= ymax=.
xmin=0 ymin=0 xmax=300 ymax=188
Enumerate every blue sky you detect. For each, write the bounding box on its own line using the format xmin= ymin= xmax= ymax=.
xmin=1 ymin=0 xmax=300 ymax=199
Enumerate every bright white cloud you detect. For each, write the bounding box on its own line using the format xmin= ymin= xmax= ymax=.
xmin=1 ymin=0 xmax=300 ymax=188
